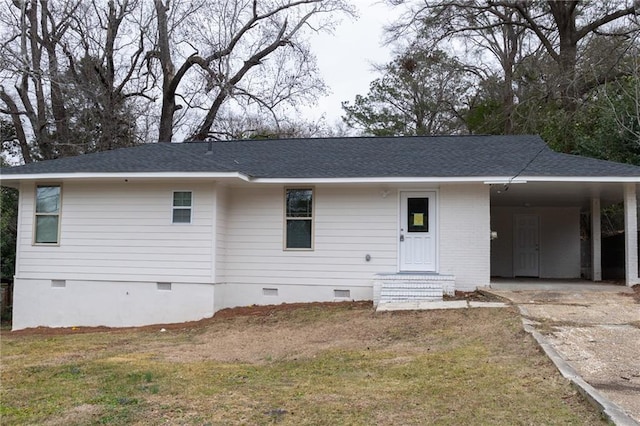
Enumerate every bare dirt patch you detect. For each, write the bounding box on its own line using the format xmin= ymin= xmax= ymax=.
xmin=42 ymin=404 xmax=102 ymax=426
xmin=444 ymin=289 xmax=506 ymax=302
xmin=7 ymin=301 xmax=371 ymax=336
xmin=620 ymin=284 xmax=640 ymax=303
xmin=142 ymin=302 xmax=517 ymax=364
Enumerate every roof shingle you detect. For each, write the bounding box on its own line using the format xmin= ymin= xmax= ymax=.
xmin=2 ymin=135 xmax=639 ymax=179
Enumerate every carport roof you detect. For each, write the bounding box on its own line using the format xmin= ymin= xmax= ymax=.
xmin=1 ymin=135 xmax=639 ymax=181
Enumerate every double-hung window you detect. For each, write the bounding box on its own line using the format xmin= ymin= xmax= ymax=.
xmin=34 ymin=185 xmax=61 ymax=244
xmin=285 ymin=188 xmax=313 ymax=250
xmin=172 ymin=191 xmax=192 ymax=223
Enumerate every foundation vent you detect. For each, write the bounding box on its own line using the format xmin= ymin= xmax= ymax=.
xmin=334 ymin=289 xmax=350 ymax=298
xmin=263 ymin=288 xmax=278 ymax=296
xmin=157 ymin=282 xmax=172 ymax=291
xmin=51 ymin=280 xmax=66 ymax=288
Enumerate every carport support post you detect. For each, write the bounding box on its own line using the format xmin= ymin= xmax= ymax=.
xmin=624 ymin=183 xmax=639 ymax=287
xmin=591 ymin=197 xmax=602 ymax=281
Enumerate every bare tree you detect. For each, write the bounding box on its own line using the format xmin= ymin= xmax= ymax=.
xmin=0 ymin=0 xmax=79 ymax=161
xmin=209 ymin=108 xmax=332 ymax=140
xmin=63 ymin=0 xmax=153 ymax=152
xmin=148 ymin=0 xmax=351 ymax=142
xmin=601 ymin=49 xmax=640 ymax=144
xmin=387 ymin=0 xmax=639 ymax=106
xmin=0 ymin=0 xmax=155 ymax=163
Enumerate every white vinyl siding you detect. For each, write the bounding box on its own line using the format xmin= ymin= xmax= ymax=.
xmin=224 ymin=185 xmax=397 ymax=288
xmin=16 ymin=181 xmax=214 ymax=283
xmin=214 ymin=185 xmax=229 ymax=284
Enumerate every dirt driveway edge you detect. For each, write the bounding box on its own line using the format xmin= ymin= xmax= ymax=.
xmin=482 ymin=287 xmax=640 ymax=426
xmin=519 ymin=311 xmax=639 ymax=426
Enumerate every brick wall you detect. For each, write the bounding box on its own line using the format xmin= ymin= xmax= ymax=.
xmin=439 ymin=184 xmax=491 ymax=291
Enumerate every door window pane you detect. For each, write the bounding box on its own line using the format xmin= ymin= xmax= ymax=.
xmin=407 ymin=197 xmax=428 ymax=232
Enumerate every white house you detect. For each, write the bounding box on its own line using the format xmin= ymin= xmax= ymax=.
xmin=1 ymin=135 xmax=639 ymax=330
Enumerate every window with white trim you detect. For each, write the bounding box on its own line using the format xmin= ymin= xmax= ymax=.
xmin=285 ymin=188 xmax=313 ymax=250
xmin=35 ymin=185 xmax=61 ymax=244
xmin=172 ymin=191 xmax=192 ymax=223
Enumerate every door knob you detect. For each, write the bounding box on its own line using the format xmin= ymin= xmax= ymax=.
xmin=400 ymin=234 xmax=404 ymax=242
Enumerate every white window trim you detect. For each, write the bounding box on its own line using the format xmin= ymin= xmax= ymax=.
xmin=33 ymin=183 xmax=62 ymax=246
xmin=283 ymin=187 xmax=315 ymax=251
xmin=172 ymin=190 xmax=193 ymax=224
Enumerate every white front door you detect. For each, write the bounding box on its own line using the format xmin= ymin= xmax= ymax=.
xmin=399 ymin=191 xmax=436 ymax=272
xmin=514 ymin=214 xmax=539 ymax=277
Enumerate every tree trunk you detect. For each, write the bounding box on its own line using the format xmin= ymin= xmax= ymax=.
xmin=154 ymin=0 xmax=176 ymax=143
xmin=0 ymin=87 xmax=33 ymax=164
xmin=501 ymin=18 xmax=519 ymax=134
xmin=548 ymin=1 xmax=578 ymax=107
xmin=40 ymin=1 xmax=70 ymax=153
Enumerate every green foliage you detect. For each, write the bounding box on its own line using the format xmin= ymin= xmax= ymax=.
xmin=342 ymin=49 xmax=472 ymax=136
xmin=573 ymin=77 xmax=640 ymax=165
xmin=1 ymin=161 xmax=18 ymax=283
xmin=382 ymin=0 xmax=639 ymax=165
xmin=466 ymin=98 xmax=504 ymax=134
xmin=1 ymin=120 xmax=19 ymax=284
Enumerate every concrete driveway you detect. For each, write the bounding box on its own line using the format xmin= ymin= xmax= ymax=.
xmin=485 ymin=281 xmax=640 ymax=425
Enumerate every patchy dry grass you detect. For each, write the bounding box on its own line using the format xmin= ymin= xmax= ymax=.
xmin=1 ymin=303 xmax=606 ymax=425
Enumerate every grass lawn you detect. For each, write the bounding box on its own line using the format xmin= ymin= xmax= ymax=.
xmin=0 ymin=302 xmax=605 ymax=425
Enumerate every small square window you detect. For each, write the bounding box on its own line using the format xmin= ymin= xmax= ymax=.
xmin=172 ymin=191 xmax=192 ymax=224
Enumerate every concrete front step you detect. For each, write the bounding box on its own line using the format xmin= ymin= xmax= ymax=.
xmin=373 ymin=273 xmax=455 ymax=306
xmin=380 ymin=283 xmax=443 ymax=301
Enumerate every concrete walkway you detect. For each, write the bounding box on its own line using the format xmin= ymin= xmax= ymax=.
xmin=376 ymin=300 xmax=509 ymax=311
xmin=489 ymin=278 xmax=628 ymax=292
xmin=483 ymin=284 xmax=640 ymax=426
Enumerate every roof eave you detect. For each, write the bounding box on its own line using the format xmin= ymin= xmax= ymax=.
xmin=252 ymin=176 xmax=526 ymax=184
xmin=519 ymin=176 xmax=640 ymax=183
xmin=2 ymin=173 xmax=638 ymax=186
xmin=0 ymin=171 xmax=251 ymax=183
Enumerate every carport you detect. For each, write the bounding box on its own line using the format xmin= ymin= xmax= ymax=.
xmin=490 ymin=180 xmax=639 ymax=287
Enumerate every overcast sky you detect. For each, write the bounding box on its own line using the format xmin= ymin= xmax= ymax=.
xmin=303 ymin=0 xmax=402 ymax=126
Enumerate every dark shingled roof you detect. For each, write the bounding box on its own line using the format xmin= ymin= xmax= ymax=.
xmin=2 ymin=135 xmax=639 ymax=179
